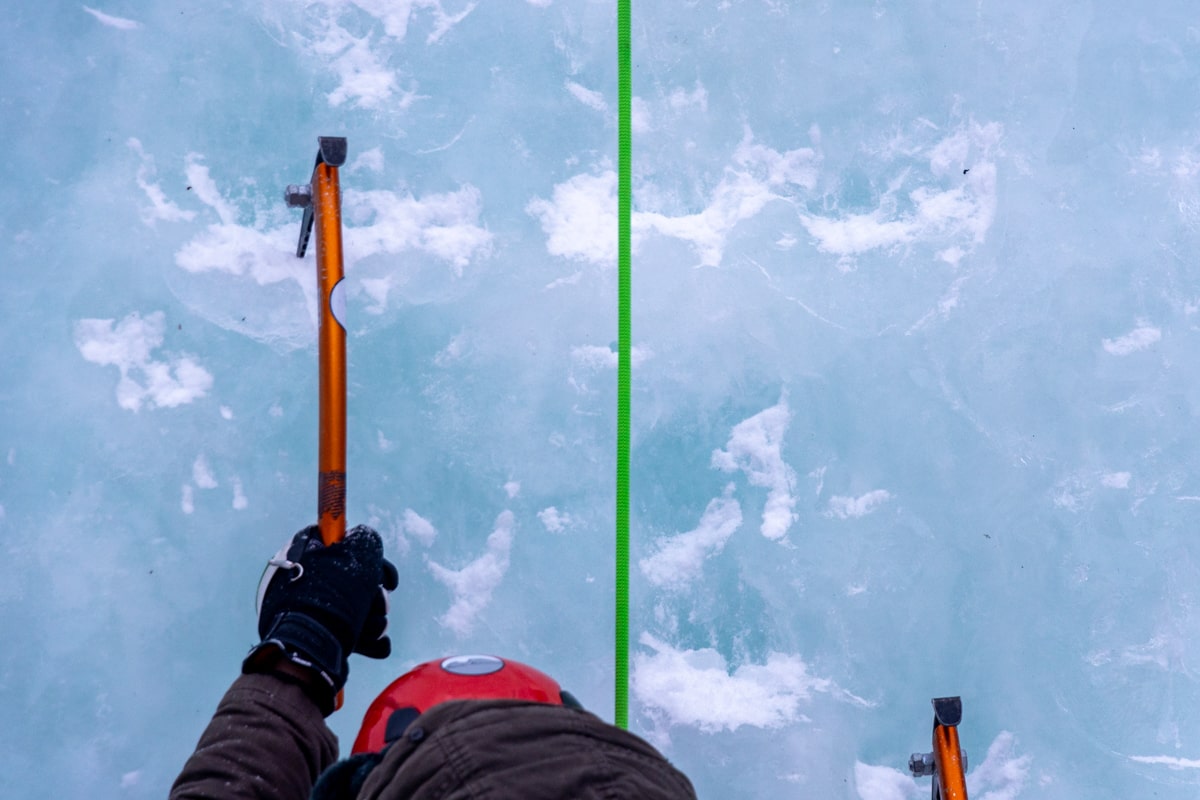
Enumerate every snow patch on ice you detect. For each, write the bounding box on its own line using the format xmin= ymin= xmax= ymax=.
xmin=854 ymin=763 xmax=918 ymax=800
xmin=566 ymin=81 xmax=607 ymax=113
xmin=348 ymin=147 xmax=385 ymax=173
xmin=435 ymin=332 xmax=470 ymax=365
xmin=428 ymin=511 xmax=513 ymax=635
xmin=668 ymin=81 xmax=708 ymax=112
xmin=809 ymin=465 xmax=826 ymax=495
xmin=641 ymin=169 xmax=782 ymax=266
xmin=633 ymin=633 xmax=856 ymax=733
xmin=403 ymin=509 xmax=438 ymax=546
xmin=544 ymin=270 xmax=583 ymax=290
xmin=192 ymin=455 xmax=217 ymax=489
xmin=313 ymin=24 xmax=397 ymax=106
xmin=183 ymin=156 xmax=237 ymax=225
xmin=1101 ymin=471 xmax=1131 ymax=489
xmin=1102 ymin=323 xmax=1161 ymax=355
xmin=638 ymin=128 xmax=817 ymax=267
xmin=711 ymin=397 xmax=797 ymax=539
xmin=631 ymin=97 xmax=652 ymax=133
xmin=732 ymin=126 xmax=818 ymax=188
xmin=421 ymin=2 xmax=476 ymax=44
xmin=503 ymin=481 xmax=521 ymax=498
xmin=1055 ymin=468 xmax=1147 ymax=510
xmin=1129 ymin=754 xmax=1200 ymax=769
xmin=83 ymin=6 xmax=140 ymax=30
xmin=803 ymin=214 xmax=914 ymax=256
xmin=640 ymin=487 xmax=742 ymax=588
xmin=907 ymin=276 xmax=967 ymax=333
xmin=527 ymin=172 xmax=619 ymax=266
xmin=219 ymin=406 xmax=233 ymax=420
xmin=294 ymin=1 xmax=475 ymax=109
xmin=966 ymin=732 xmax=1032 ymax=799
xmin=181 ymin=485 xmax=194 ymax=515
xmin=128 ymin=139 xmax=194 ymax=225
xmin=939 ymin=245 xmax=966 ymax=265
xmin=801 ymin=121 xmax=1000 ymax=265
xmin=826 ymin=489 xmax=892 ymax=519
xmin=75 ymin=312 xmax=213 ymax=412
xmin=570 ymin=344 xmax=653 ymax=369
xmin=528 ymin=142 xmax=812 ymax=267
xmin=176 ymin=219 xmax=306 ymax=303
xmin=1109 ymin=630 xmax=1182 ymax=670
xmin=231 ymin=478 xmax=248 ymax=510
xmin=630 ymin=82 xmax=705 ymax=136
xmin=344 ymin=185 xmax=492 ymax=276
xmin=538 ymin=506 xmax=571 ymax=532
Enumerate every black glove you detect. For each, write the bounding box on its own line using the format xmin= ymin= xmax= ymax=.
xmin=244 ymin=524 xmax=399 ymax=714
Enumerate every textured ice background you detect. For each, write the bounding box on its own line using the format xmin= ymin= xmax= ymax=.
xmin=4 ymin=1 xmax=1200 ymax=797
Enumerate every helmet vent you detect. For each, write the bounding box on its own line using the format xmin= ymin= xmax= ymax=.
xmin=440 ymin=655 xmax=505 ymax=676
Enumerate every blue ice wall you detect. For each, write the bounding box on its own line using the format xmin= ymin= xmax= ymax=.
xmin=4 ymin=2 xmax=1200 ymax=797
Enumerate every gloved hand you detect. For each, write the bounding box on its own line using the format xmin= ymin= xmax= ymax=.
xmin=244 ymin=524 xmax=399 ymax=714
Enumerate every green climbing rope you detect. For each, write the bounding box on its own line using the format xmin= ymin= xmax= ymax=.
xmin=615 ymin=0 xmax=631 ymax=730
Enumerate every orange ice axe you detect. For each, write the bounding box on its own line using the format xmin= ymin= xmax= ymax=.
xmin=286 ymin=137 xmax=349 ymax=546
xmin=909 ymin=696 xmax=969 ymax=800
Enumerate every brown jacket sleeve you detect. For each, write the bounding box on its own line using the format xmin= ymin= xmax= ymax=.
xmin=170 ymin=673 xmax=339 ymax=800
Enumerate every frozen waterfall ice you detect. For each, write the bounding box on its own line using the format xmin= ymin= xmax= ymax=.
xmin=4 ymin=2 xmax=1200 ymax=798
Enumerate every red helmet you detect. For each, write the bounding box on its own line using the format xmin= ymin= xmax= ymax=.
xmin=352 ymin=655 xmax=579 ymax=754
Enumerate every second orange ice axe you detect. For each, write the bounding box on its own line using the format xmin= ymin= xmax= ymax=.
xmin=909 ymin=696 xmax=969 ymax=800
xmin=286 ymin=136 xmax=349 ymax=546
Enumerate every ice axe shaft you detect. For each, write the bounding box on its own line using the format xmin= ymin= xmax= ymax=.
xmin=287 ymin=137 xmax=349 ymax=546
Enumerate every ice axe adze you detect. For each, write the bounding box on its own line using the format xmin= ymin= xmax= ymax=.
xmin=286 ymin=136 xmax=349 ymax=546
